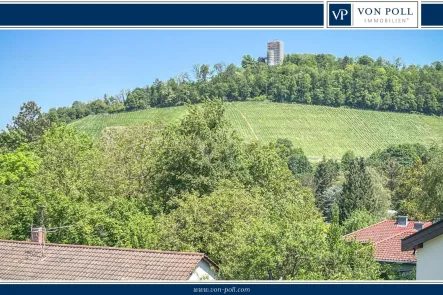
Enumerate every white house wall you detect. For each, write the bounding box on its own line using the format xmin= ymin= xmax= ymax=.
xmin=188 ymin=261 xmax=217 ymax=281
xmin=417 ymin=234 xmax=443 ymax=280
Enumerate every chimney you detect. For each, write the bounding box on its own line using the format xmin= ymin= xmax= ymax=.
xmin=414 ymin=222 xmax=425 ymax=231
xmin=397 ymin=216 xmax=408 ymax=227
xmin=31 ymin=227 xmax=46 ymax=244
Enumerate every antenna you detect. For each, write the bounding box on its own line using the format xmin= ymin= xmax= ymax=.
xmin=28 ymin=205 xmax=47 ymax=257
xmin=46 ymin=225 xmax=75 ymax=233
xmin=39 ymin=204 xmax=45 ymax=227
xmin=27 ymin=206 xmax=44 ymax=257
xmin=39 ymin=205 xmax=45 ymax=257
xmin=30 ymin=205 xmax=75 ymax=258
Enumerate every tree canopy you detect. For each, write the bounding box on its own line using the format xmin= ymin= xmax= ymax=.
xmin=0 ymin=100 xmax=395 ymax=280
xmin=22 ymin=54 xmax=443 ymax=127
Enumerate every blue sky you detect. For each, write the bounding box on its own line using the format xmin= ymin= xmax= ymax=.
xmin=1 ymin=30 xmax=442 ymax=129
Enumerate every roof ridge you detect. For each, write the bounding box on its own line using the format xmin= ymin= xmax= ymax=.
xmin=344 ymin=218 xmax=430 ymax=238
xmin=0 ymin=239 xmax=205 ymax=256
xmin=374 ymin=229 xmax=417 ymax=245
xmin=343 ymin=219 xmax=392 ymax=238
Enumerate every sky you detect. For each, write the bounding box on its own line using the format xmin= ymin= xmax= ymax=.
xmin=1 ymin=30 xmax=443 ymax=129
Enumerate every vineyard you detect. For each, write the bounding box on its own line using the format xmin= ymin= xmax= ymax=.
xmin=70 ymin=102 xmax=443 ymax=158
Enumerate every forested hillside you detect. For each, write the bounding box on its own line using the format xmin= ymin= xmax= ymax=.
xmin=43 ymin=53 xmax=443 ymax=125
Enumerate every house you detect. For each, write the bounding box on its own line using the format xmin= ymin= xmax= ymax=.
xmin=0 ymin=227 xmax=218 ymax=281
xmin=401 ymin=219 xmax=443 ymax=280
xmin=344 ymin=216 xmax=432 ymax=273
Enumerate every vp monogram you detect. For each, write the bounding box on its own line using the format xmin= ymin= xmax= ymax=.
xmin=332 ymin=9 xmax=349 ymax=20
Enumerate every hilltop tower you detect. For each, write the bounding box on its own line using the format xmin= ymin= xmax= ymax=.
xmin=267 ymin=40 xmax=284 ymax=66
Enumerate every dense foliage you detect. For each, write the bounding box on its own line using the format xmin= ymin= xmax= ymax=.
xmin=40 ymin=54 xmax=443 ymax=127
xmin=2 ymin=60 xmax=443 ymax=279
xmin=1 ymin=100 xmax=415 ymax=280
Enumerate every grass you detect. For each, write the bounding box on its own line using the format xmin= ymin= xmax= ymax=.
xmin=70 ymin=102 xmax=443 ymax=159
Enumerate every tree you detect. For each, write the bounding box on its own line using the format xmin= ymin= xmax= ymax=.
xmin=88 ymin=99 xmax=108 ymax=114
xmin=31 ymin=124 xmax=96 ymax=205
xmin=339 ymin=157 xmax=378 ymax=222
xmin=313 ymin=157 xmax=340 ymax=200
xmin=341 ymin=150 xmax=355 ymax=172
xmin=53 ymin=197 xmax=157 ymax=248
xmin=0 ymin=123 xmax=159 ymax=247
xmin=357 ymin=55 xmax=374 ymax=66
xmin=160 ymin=178 xmax=380 ymax=280
xmin=275 ymin=138 xmax=294 ymax=157
xmin=320 ymin=204 xmax=381 ymax=280
xmin=213 ymin=63 xmax=226 ymax=75
xmin=6 ymin=101 xmax=50 ymax=145
xmin=395 ymin=158 xmax=426 ymax=219
xmin=20 ymin=53 xmax=443 ymax=125
xmin=328 ymin=204 xmax=342 ymax=247
xmin=379 ymin=263 xmax=415 ymax=280
xmin=0 ymin=129 xmax=26 ymax=152
xmin=318 ymin=185 xmax=342 ymax=221
xmin=287 ymin=149 xmax=312 ymax=176
xmin=45 ymin=108 xmax=61 ymax=124
xmin=418 ymin=148 xmax=443 ymax=219
xmin=367 ymin=167 xmax=391 ymax=217
xmin=94 ymin=125 xmax=161 ymax=201
xmin=157 ymin=181 xmax=268 ymax=263
xmin=341 ymin=210 xmax=380 ymax=234
xmin=241 ymin=55 xmax=255 ymax=69
xmin=0 ymin=146 xmax=41 ymax=239
xmin=193 ymin=64 xmax=212 ymax=82
xmin=0 ymin=148 xmax=40 ymax=186
xmin=367 ymin=144 xmax=429 ymax=195
xmin=218 ymin=202 xmax=326 ymax=280
xmin=124 ymin=88 xmax=149 ymax=111
xmin=149 ymin=100 xmax=249 ymax=213
xmin=275 ymin=139 xmax=312 ymax=176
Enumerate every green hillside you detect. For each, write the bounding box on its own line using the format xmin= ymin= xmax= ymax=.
xmin=70 ymin=102 xmax=443 ymax=158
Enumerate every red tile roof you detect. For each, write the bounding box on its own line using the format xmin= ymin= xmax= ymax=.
xmin=0 ymin=240 xmax=217 ymax=281
xmin=344 ymin=220 xmax=432 ymax=263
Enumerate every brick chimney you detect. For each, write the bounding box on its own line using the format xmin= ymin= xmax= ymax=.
xmin=31 ymin=227 xmax=46 ymax=244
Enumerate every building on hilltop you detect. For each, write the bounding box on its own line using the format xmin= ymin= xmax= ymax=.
xmin=267 ymin=40 xmax=284 ymax=66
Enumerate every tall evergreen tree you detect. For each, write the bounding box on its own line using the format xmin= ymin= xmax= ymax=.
xmin=313 ymin=157 xmax=340 ymax=200
xmin=339 ymin=157 xmax=376 ymax=222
